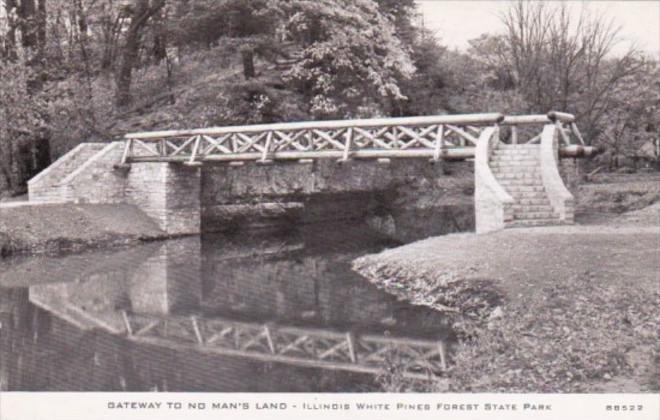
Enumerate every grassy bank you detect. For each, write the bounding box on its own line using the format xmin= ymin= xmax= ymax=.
xmin=0 ymin=202 xmax=168 ymax=257
xmin=354 ymin=203 xmax=659 ymax=392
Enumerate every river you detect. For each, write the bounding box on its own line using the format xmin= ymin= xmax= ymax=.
xmin=0 ymin=222 xmax=451 ymax=392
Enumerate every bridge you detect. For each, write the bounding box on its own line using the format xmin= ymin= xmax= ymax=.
xmin=28 ymin=111 xmax=598 ymax=235
xmin=119 ymin=112 xmax=594 ymax=165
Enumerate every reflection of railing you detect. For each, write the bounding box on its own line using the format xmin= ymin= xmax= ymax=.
xmin=120 ymin=111 xmax=595 ymax=165
xmin=122 ymin=312 xmax=448 ymax=380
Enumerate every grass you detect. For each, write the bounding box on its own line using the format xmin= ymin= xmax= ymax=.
xmin=354 ymin=192 xmax=659 ymax=392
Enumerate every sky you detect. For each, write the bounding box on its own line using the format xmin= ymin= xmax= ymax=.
xmin=416 ymin=1 xmax=660 ymax=58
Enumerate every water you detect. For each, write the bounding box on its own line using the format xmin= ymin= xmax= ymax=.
xmin=0 ymin=222 xmax=451 ymax=392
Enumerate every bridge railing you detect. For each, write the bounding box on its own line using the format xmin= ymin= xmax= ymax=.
xmin=500 ymin=111 xmax=585 ymax=146
xmin=121 ymin=111 xmax=594 ymax=165
xmin=121 ymin=113 xmax=504 ymax=165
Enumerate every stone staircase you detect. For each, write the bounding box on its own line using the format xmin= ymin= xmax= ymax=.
xmin=490 ymin=144 xmax=566 ymax=227
xmin=28 ymin=143 xmax=107 ymax=203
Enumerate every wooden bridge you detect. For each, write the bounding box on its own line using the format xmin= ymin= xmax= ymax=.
xmin=120 ymin=111 xmax=597 ymax=166
xmin=29 ymin=111 xmax=600 ymax=235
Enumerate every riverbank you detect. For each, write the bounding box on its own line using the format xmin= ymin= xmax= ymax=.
xmin=0 ymin=202 xmax=170 ymax=257
xmin=354 ymin=205 xmax=659 ymax=392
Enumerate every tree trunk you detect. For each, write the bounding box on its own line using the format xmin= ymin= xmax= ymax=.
xmin=18 ymin=0 xmax=38 ymax=50
xmin=242 ymin=49 xmax=255 ymax=79
xmin=37 ymin=0 xmax=47 ymax=53
xmin=115 ymin=0 xmax=165 ymax=107
xmin=4 ymin=0 xmax=18 ymax=60
xmin=115 ymin=26 xmax=141 ymax=107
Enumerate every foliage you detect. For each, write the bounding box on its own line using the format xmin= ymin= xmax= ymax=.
xmin=0 ymin=53 xmax=49 ymax=193
xmin=469 ymin=1 xmax=653 ymax=147
xmin=280 ymin=0 xmax=415 ymax=118
xmin=1 ymin=0 xmax=659 ymax=196
xmin=599 ymin=60 xmax=660 ymax=168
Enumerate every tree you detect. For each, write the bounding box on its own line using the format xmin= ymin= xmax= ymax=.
xmin=599 ymin=60 xmax=660 ymax=169
xmin=280 ymin=0 xmax=415 ymax=118
xmin=491 ymin=1 xmax=647 ymax=144
xmin=0 ymin=56 xmax=48 ymax=194
xmin=115 ymin=0 xmax=166 ymax=107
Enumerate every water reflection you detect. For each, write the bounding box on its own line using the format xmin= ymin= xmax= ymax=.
xmin=0 ymin=223 xmax=451 ymax=392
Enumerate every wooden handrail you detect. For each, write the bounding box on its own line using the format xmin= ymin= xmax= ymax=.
xmin=547 ymin=111 xmax=576 ymax=123
xmin=119 ymin=111 xmax=591 ymax=164
xmin=125 ymin=113 xmax=504 ymax=140
xmin=501 ymin=115 xmax=553 ymax=125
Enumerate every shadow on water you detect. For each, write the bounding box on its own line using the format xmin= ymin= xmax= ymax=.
xmin=0 ymin=222 xmax=452 ymax=392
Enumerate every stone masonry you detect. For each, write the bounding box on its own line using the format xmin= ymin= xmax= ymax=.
xmin=28 ymin=142 xmax=201 ymax=235
xmin=490 ymin=144 xmax=566 ymax=227
xmin=475 ymin=124 xmax=576 ymax=233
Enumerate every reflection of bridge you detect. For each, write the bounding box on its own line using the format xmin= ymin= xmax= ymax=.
xmin=24 ymin=235 xmax=449 ymax=382
xmin=123 ymin=313 xmax=447 ymax=380
xmin=26 ymin=296 xmax=448 ymax=380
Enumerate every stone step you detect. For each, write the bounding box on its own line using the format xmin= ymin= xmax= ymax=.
xmin=493 ymin=151 xmax=538 ymax=157
xmin=498 ymin=144 xmax=541 ymax=149
xmin=495 ymin=144 xmax=540 ymax=149
xmin=490 ymin=155 xmax=540 ymax=161
xmin=512 ymin=204 xmax=554 ymax=213
xmin=490 ymin=166 xmax=540 ymax=173
xmin=517 ymin=198 xmax=551 ymax=206
xmin=491 ymin=149 xmax=540 ymax=156
xmin=491 ymin=158 xmax=539 ymax=163
xmin=494 ymin=172 xmax=542 ymax=180
xmin=491 ymin=159 xmax=540 ymax=166
xmin=498 ymin=179 xmax=545 ymax=186
xmin=514 ymin=211 xmax=559 ymax=220
xmin=504 ymin=185 xmax=545 ymax=193
xmin=506 ymin=219 xmax=567 ymax=228
xmin=508 ymin=191 xmax=548 ymax=199
xmin=492 ymin=168 xmax=541 ymax=176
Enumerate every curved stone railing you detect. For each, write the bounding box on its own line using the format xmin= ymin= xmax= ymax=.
xmin=540 ymin=124 xmax=575 ymax=222
xmin=475 ymin=127 xmax=514 ymax=233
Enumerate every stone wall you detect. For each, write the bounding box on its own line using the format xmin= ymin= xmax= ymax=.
xmin=28 ymin=142 xmax=201 ymax=236
xmin=61 ymin=143 xmax=128 ymax=203
xmin=27 ymin=143 xmax=106 ymax=203
xmin=201 ymin=159 xmax=475 ymax=239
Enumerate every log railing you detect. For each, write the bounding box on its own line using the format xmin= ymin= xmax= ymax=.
xmin=121 ymin=111 xmax=596 ymax=165
xmin=121 ymin=113 xmax=504 ymax=165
